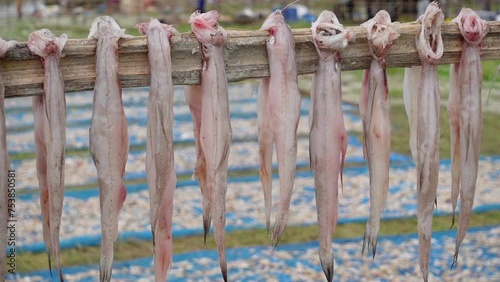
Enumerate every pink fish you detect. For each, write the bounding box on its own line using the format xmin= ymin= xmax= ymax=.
xmin=310 ymin=10 xmax=352 ymax=282
xmin=88 ymin=16 xmax=130 ymax=282
xmin=185 ymin=10 xmax=232 ymax=281
xmin=259 ymin=9 xmax=301 ymax=248
xmin=449 ymin=8 xmax=489 ymax=267
xmin=408 ymin=3 xmax=444 ymax=281
xmin=359 ymin=10 xmax=399 ymax=258
xmin=27 ymin=29 xmax=67 ymax=282
xmin=136 ymin=19 xmax=177 ymax=282
xmin=0 ymin=37 xmax=15 ymax=282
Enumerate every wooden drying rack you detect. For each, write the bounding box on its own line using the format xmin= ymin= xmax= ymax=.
xmin=1 ymin=21 xmax=500 ymax=98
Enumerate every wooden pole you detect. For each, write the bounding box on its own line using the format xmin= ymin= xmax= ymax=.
xmin=1 ymin=21 xmax=499 ymax=99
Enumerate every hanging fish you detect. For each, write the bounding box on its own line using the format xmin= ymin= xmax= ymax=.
xmin=88 ymin=16 xmax=130 ymax=282
xmin=407 ymin=3 xmax=444 ymax=281
xmin=310 ymin=10 xmax=352 ymax=282
xmin=185 ymin=10 xmax=232 ymax=282
xmin=259 ymin=9 xmax=301 ymax=248
xmin=359 ymin=10 xmax=400 ymax=258
xmin=448 ymin=7 xmax=489 ymax=267
xmin=0 ymin=38 xmax=15 ymax=282
xmin=136 ymin=19 xmax=177 ymax=282
xmin=28 ymin=29 xmax=68 ymax=282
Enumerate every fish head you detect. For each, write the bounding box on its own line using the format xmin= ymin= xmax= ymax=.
xmin=88 ymin=16 xmax=130 ymax=40
xmin=27 ymin=29 xmax=67 ymax=58
xmin=260 ymin=10 xmax=285 ymax=35
xmin=362 ymin=10 xmax=400 ymax=59
xmin=312 ymin=10 xmax=353 ymax=60
xmin=0 ymin=38 xmax=16 ymax=58
xmin=453 ymin=8 xmax=488 ymax=45
xmin=189 ymin=10 xmax=227 ymax=49
xmin=136 ymin=19 xmax=177 ymax=39
xmin=416 ymin=2 xmax=444 ymax=62
xmin=260 ymin=10 xmax=294 ymax=50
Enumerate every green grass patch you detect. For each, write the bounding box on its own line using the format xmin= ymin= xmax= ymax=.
xmin=389 ymin=104 xmax=500 ymax=158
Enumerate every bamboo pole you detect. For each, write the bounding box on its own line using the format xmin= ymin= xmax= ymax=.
xmin=1 ymin=21 xmax=499 ymax=98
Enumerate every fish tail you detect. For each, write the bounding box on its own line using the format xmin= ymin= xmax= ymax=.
xmin=271 ymin=213 xmax=289 ymax=249
xmin=202 ymin=214 xmax=211 ymax=245
xmin=57 ymin=266 xmax=64 ymax=282
xmin=220 ymin=259 xmax=228 ymax=282
xmin=99 ymin=266 xmax=112 ymax=282
xmin=48 ymin=253 xmax=53 ymax=277
xmin=451 ymin=250 xmax=459 ymax=269
xmin=361 ymin=223 xmax=379 ymax=259
xmin=319 ymin=250 xmax=334 ymax=282
xmin=54 ymin=244 xmax=64 ymax=281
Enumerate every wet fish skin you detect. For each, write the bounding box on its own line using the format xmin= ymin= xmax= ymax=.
xmin=359 ymin=10 xmax=400 ymax=258
xmin=187 ymin=10 xmax=232 ymax=281
xmin=414 ymin=3 xmax=444 ymax=281
xmin=88 ymin=16 xmax=130 ymax=282
xmin=310 ymin=10 xmax=352 ymax=282
xmin=27 ymin=29 xmax=68 ymax=282
xmin=0 ymin=38 xmax=15 ymax=282
xmin=450 ymin=8 xmax=489 ymax=267
xmin=137 ymin=19 xmax=177 ymax=282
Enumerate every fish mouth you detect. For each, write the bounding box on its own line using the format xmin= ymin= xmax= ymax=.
xmin=421 ymin=3 xmax=444 ymax=53
xmin=189 ymin=10 xmax=227 ymax=47
xmin=260 ymin=10 xmax=285 ymax=32
xmin=461 ymin=15 xmax=485 ymax=44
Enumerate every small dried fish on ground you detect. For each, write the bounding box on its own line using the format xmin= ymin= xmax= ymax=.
xmin=88 ymin=16 xmax=131 ymax=282
xmin=28 ymin=29 xmax=68 ymax=282
xmin=0 ymin=37 xmax=15 ymax=282
xmin=258 ymin=9 xmax=301 ymax=248
xmin=136 ymin=19 xmax=177 ymax=282
xmin=359 ymin=10 xmax=400 ymax=258
xmin=310 ymin=10 xmax=352 ymax=282
xmin=185 ymin=10 xmax=232 ymax=282
xmin=447 ymin=7 xmax=489 ymax=268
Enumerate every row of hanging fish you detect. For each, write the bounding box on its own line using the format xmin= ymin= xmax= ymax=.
xmin=0 ymin=3 xmax=491 ymax=282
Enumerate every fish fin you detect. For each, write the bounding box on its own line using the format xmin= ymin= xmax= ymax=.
xmin=117 ymin=185 xmax=127 ymax=212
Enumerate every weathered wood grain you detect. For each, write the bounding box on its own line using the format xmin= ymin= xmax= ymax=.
xmin=1 ymin=21 xmax=499 ymax=98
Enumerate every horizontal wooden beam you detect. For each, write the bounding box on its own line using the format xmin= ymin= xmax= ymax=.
xmin=1 ymin=21 xmax=499 ymax=98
